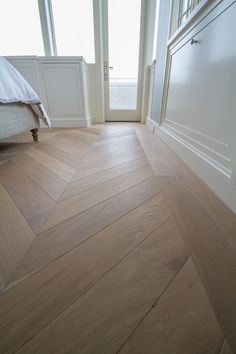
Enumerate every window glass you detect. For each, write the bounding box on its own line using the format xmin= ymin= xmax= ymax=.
xmin=179 ymin=0 xmax=202 ymax=26
xmin=152 ymin=0 xmax=160 ymax=60
xmin=51 ymin=0 xmax=95 ymax=62
xmin=0 ymin=0 xmax=44 ymax=55
xmin=108 ymin=0 xmax=141 ymax=110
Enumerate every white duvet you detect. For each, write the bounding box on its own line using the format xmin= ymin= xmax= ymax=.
xmin=0 ymin=56 xmax=51 ymax=127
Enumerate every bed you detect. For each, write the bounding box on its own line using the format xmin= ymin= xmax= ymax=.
xmin=0 ymin=57 xmax=51 ymax=141
xmin=0 ymin=103 xmax=40 ymax=141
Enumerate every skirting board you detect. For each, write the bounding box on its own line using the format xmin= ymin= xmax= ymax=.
xmin=40 ymin=116 xmax=101 ymax=128
xmin=42 ymin=119 xmax=90 ymax=128
xmin=147 ymin=117 xmax=236 ymax=213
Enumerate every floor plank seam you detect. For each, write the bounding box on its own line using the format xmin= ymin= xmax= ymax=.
xmin=71 ymin=153 xmax=147 ymax=182
xmin=36 ymin=144 xmax=86 ymax=167
xmin=0 ymin=183 xmax=37 ymax=293
xmin=10 ymin=159 xmax=62 ymax=204
xmin=0 ymin=180 xmax=37 ymax=238
xmin=61 ymin=160 xmax=150 ymax=201
xmin=160 ymin=175 xmax=236 ymax=256
xmin=25 ymin=147 xmax=76 ymax=183
xmin=116 ymin=256 xmax=190 ymax=354
xmin=5 ymin=188 xmax=162 ymax=293
xmin=61 ymin=163 xmax=150 ymax=202
xmin=14 ymin=215 xmax=173 ymax=353
xmin=1 ymin=125 xmax=230 ymax=353
xmin=38 ymin=174 xmax=156 ymax=234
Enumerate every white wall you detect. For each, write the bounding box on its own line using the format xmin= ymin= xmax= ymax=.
xmin=149 ymin=0 xmax=236 ymax=212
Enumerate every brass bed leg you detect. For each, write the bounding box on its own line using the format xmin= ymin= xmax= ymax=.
xmin=31 ymin=128 xmax=38 ymax=142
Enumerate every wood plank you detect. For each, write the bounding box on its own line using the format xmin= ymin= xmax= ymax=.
xmin=0 ymin=183 xmax=35 ymax=292
xmin=141 ymin=126 xmax=193 ymax=178
xmin=16 ymin=217 xmax=188 ymax=354
xmin=136 ymin=125 xmax=236 ymax=249
xmin=72 ymin=149 xmax=145 ymax=181
xmin=159 ymin=176 xmax=236 ymax=352
xmin=42 ymin=165 xmax=154 ymax=231
xmin=0 ymin=194 xmax=171 ymax=353
xmin=0 ymin=161 xmax=55 ymax=233
xmin=136 ymin=126 xmax=236 ymax=352
xmin=120 ymin=259 xmax=223 ymax=354
xmin=10 ymin=176 xmax=162 ymax=283
xmin=183 ymin=175 xmax=236 ymax=250
xmin=56 ymin=129 xmax=98 ymax=144
xmin=135 ymin=125 xmax=177 ymax=176
xmin=74 ymin=145 xmax=143 ymax=168
xmin=13 ymin=153 xmax=67 ymax=201
xmin=26 ymin=148 xmax=75 ymax=182
xmin=94 ymin=127 xmax=137 ymax=146
xmin=37 ymin=142 xmax=85 ymax=168
xmin=90 ymin=139 xmax=142 ymax=157
xmin=61 ymin=157 xmax=149 ymax=200
xmin=220 ymin=340 xmax=234 ymax=354
xmin=0 ymin=141 xmax=34 ymax=164
xmin=50 ymin=135 xmax=92 ymax=153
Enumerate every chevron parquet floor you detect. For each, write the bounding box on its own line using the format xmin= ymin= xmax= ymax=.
xmin=0 ymin=123 xmax=232 ymax=353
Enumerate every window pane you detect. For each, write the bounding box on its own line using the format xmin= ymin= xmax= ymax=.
xmin=178 ymin=0 xmax=202 ymax=27
xmin=51 ymin=0 xmax=95 ymax=62
xmin=108 ymin=0 xmax=141 ymax=110
xmin=0 ymin=0 xmax=44 ymax=56
xmin=182 ymin=0 xmax=189 ymax=13
xmin=152 ymin=0 xmax=160 ymax=60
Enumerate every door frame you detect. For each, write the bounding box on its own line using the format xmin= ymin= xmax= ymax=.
xmin=102 ymin=0 xmax=146 ymax=122
xmin=93 ymin=0 xmax=157 ymax=123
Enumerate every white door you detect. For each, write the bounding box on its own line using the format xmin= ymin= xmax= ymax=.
xmin=103 ymin=0 xmax=143 ymax=121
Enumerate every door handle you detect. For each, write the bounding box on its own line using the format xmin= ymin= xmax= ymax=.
xmin=104 ymin=61 xmax=109 ymax=81
xmin=190 ymin=38 xmax=199 ymax=45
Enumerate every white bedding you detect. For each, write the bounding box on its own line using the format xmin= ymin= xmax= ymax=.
xmin=0 ymin=57 xmax=51 ymax=127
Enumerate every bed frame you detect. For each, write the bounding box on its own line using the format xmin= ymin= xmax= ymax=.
xmin=0 ymin=103 xmax=40 ymax=142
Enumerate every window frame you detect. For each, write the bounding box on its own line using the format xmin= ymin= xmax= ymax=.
xmin=38 ymin=0 xmax=57 ymax=55
xmin=178 ymin=0 xmax=202 ymax=26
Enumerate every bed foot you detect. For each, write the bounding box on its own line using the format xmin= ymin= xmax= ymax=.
xmin=31 ymin=128 xmax=38 ymax=142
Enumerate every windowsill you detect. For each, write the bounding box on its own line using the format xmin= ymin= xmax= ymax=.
xmin=168 ymin=0 xmax=218 ymax=47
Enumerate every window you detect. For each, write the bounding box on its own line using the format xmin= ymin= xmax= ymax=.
xmin=0 ymin=0 xmax=44 ymax=55
xmin=178 ymin=0 xmax=202 ymax=26
xmin=108 ymin=0 xmax=141 ymax=110
xmin=152 ymin=0 xmax=160 ymax=60
xmin=51 ymin=0 xmax=95 ymax=62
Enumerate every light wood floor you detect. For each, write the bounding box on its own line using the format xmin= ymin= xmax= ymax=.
xmin=0 ymin=123 xmax=235 ymax=353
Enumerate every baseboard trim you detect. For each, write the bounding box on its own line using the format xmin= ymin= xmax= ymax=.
xmin=147 ymin=117 xmax=236 ymax=212
xmin=49 ymin=119 xmax=89 ymax=128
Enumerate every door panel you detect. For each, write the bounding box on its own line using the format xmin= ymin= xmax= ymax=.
xmin=104 ymin=0 xmax=142 ymax=121
xmin=164 ymin=2 xmax=236 ymax=171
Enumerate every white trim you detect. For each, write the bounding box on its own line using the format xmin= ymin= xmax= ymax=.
xmin=147 ymin=117 xmax=236 ymax=213
xmin=38 ymin=56 xmax=87 ymax=64
xmin=168 ymin=0 xmax=235 ymax=48
xmin=93 ymin=0 xmax=105 ymax=123
xmin=162 ymin=120 xmax=232 ymax=169
xmin=102 ymin=0 xmax=146 ymax=122
xmin=90 ymin=116 xmax=99 ymax=124
xmin=38 ymin=0 xmax=57 ymax=55
xmin=161 ymin=122 xmax=232 ymax=178
xmin=49 ymin=119 xmax=89 ymax=128
xmin=140 ymin=0 xmax=157 ymax=123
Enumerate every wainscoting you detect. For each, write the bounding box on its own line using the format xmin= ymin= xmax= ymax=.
xmin=146 ymin=60 xmax=156 ymax=123
xmin=6 ymin=56 xmax=92 ymax=127
xmin=148 ymin=0 xmax=236 ymax=212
